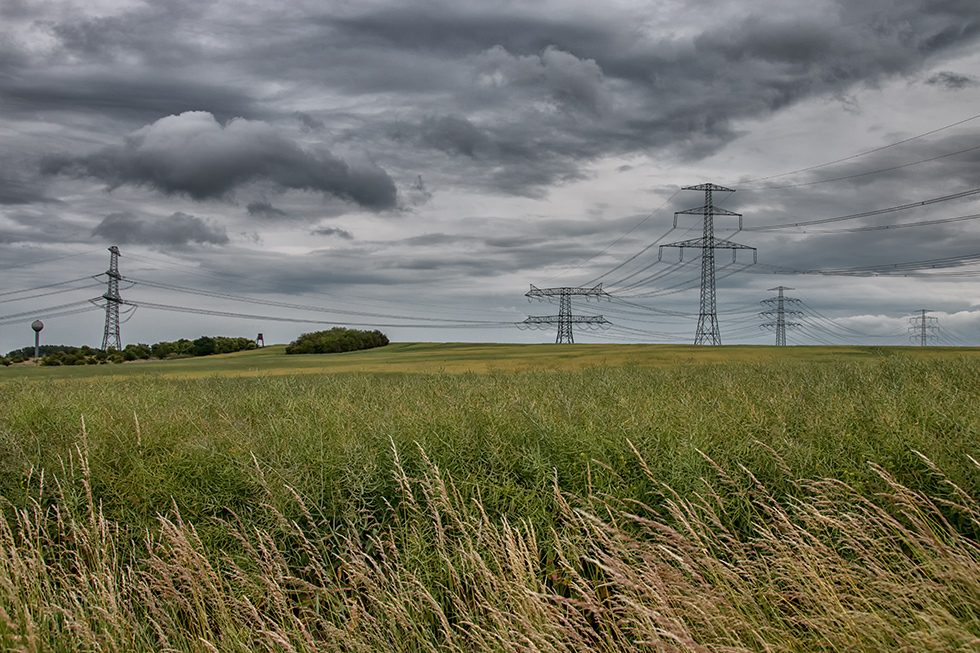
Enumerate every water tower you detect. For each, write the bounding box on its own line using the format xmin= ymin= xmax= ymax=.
xmin=31 ymin=320 xmax=43 ymax=359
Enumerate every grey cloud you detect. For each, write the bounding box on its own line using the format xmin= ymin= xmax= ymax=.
xmin=2 ymin=74 xmax=259 ymax=124
xmin=91 ymin=211 xmax=229 ymax=246
xmin=0 ymin=170 xmax=55 ymax=205
xmin=311 ymin=227 xmax=354 ymax=240
xmin=399 ymin=233 xmax=469 ymax=247
xmin=0 ymin=211 xmax=85 ymax=244
xmin=294 ymin=111 xmax=325 ymax=131
xmin=926 ymin=71 xmax=980 ymax=89
xmin=12 ymin=0 xmax=978 ymax=206
xmin=474 ymin=45 xmax=608 ymax=115
xmin=44 ymin=112 xmax=398 ymax=209
xmin=419 ymin=116 xmax=487 ymax=158
xmin=247 ymin=200 xmax=288 ymax=218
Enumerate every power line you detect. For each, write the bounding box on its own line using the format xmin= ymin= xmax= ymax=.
xmin=742 ymin=187 xmax=980 ymax=232
xmin=738 ymin=111 xmax=980 ymax=185
xmin=115 ymin=299 xmax=515 ymax=330
xmin=122 ymin=251 xmax=514 ymax=323
xmin=742 ymin=143 xmax=980 ymax=191
xmin=793 ymin=212 xmax=980 ymax=235
xmin=0 ymin=248 xmax=105 ymax=272
xmin=124 ymin=275 xmax=516 ymax=326
xmin=0 ymin=275 xmax=101 ymax=298
xmin=748 ymin=251 xmax=980 ymax=277
xmin=547 ymin=190 xmax=680 ymax=284
xmin=0 ymin=299 xmax=103 ymax=325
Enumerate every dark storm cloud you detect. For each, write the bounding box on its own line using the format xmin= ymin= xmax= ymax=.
xmin=0 ymin=2 xmax=258 ymax=124
xmin=419 ymin=116 xmax=487 ymax=158
xmin=10 ymin=0 xmax=978 ymax=202
xmin=0 ymin=171 xmax=55 ymax=205
xmin=1 ymin=74 xmax=259 ymax=124
xmin=387 ymin=114 xmax=590 ymax=195
xmin=91 ymin=211 xmax=229 ymax=246
xmin=43 ymin=112 xmax=398 ymax=209
xmin=247 ymin=201 xmax=288 ymax=219
xmin=926 ymin=71 xmax=980 ymax=90
xmin=327 ymin=1 xmax=978 ymax=197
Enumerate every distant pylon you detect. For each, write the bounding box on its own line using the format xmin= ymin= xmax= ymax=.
xmin=522 ymin=284 xmax=611 ymax=343
xmin=908 ymin=309 xmax=939 ymax=346
xmin=101 ymin=246 xmax=123 ymax=350
xmin=659 ymin=183 xmax=757 ymax=345
xmin=760 ymin=286 xmax=802 ymax=346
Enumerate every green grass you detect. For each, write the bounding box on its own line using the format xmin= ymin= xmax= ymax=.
xmin=2 ymin=346 xmax=980 ymax=650
xmin=3 ymin=341 xmax=980 ymax=380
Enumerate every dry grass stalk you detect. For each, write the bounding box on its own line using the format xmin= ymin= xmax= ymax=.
xmin=1 ymin=442 xmax=980 ymax=651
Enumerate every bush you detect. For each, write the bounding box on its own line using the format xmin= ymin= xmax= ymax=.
xmin=123 ymin=344 xmax=152 ymax=360
xmin=285 ymin=328 xmax=389 ymax=355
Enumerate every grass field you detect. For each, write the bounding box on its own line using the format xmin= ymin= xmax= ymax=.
xmin=2 ymin=344 xmax=980 ymax=650
xmin=3 ymin=341 xmax=980 ymax=379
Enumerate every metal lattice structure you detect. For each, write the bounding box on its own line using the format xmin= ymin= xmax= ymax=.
xmin=908 ymin=309 xmax=939 ymax=346
xmin=101 ymin=246 xmax=123 ymax=351
xmin=659 ymin=183 xmax=757 ymax=345
xmin=760 ymin=286 xmax=802 ymax=346
xmin=522 ymin=284 xmax=610 ymax=343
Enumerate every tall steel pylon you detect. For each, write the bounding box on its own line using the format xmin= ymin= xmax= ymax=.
xmin=760 ymin=286 xmax=802 ymax=346
xmin=908 ymin=309 xmax=939 ymax=346
xmin=522 ymin=284 xmax=610 ymax=343
xmin=659 ymin=183 xmax=757 ymax=345
xmin=101 ymin=246 xmax=123 ymax=351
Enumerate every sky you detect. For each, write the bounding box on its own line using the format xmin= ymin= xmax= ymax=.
xmin=2 ymin=0 xmax=980 ymax=352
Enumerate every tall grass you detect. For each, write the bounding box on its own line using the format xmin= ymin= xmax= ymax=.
xmin=2 ymin=440 xmax=980 ymax=650
xmin=1 ymin=357 xmax=979 ymax=649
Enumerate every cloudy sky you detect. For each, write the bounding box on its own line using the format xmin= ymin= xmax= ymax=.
xmin=2 ymin=0 xmax=980 ymax=351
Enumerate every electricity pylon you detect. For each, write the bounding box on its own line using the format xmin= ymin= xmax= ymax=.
xmin=101 ymin=246 xmax=123 ymax=351
xmin=760 ymin=286 xmax=802 ymax=346
xmin=908 ymin=309 xmax=939 ymax=346
xmin=523 ymin=284 xmax=610 ymax=343
xmin=659 ymin=183 xmax=757 ymax=345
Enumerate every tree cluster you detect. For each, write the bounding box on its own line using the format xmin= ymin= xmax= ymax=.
xmin=2 ymin=336 xmax=258 ymax=367
xmin=285 ymin=328 xmax=389 ymax=355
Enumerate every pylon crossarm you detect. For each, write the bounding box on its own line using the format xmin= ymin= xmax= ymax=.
xmin=660 ymin=238 xmax=703 ymax=261
xmin=682 ymin=183 xmax=736 ymax=193
xmin=526 ymin=283 xmax=607 ymax=299
xmin=524 ymin=316 xmax=561 ymax=324
xmin=675 ymin=206 xmax=742 ymax=217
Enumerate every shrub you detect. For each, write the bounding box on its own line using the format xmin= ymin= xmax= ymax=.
xmin=285 ymin=328 xmax=389 ymax=354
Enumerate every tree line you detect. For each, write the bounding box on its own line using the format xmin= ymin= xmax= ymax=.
xmin=2 ymin=336 xmax=258 ymax=366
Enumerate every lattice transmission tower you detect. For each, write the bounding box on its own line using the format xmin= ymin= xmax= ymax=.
xmin=760 ymin=286 xmax=802 ymax=346
xmin=522 ymin=284 xmax=610 ymax=343
xmin=659 ymin=183 xmax=757 ymax=345
xmin=101 ymin=246 xmax=123 ymax=351
xmin=908 ymin=309 xmax=940 ymax=346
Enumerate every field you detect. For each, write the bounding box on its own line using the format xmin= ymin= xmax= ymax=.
xmin=2 ymin=344 xmax=980 ymax=651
